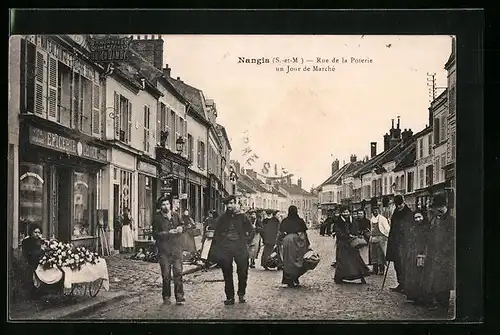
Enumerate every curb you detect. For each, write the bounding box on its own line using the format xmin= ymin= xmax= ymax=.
xmin=58 ymin=291 xmax=134 ymax=319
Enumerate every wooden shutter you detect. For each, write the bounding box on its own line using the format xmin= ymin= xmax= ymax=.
xmin=183 ymin=120 xmax=188 ymax=157
xmin=127 ymin=101 xmax=132 ymax=143
xmin=114 ymin=92 xmax=120 ymax=139
xmin=47 ymin=55 xmax=58 ymax=121
xmin=83 ymin=80 xmax=92 ymax=134
xmin=92 ymin=83 xmax=100 ymax=137
xmin=434 ymin=117 xmax=440 ymax=143
xmin=197 ymin=138 xmax=201 ymax=167
xmin=34 ymin=49 xmax=47 ymax=116
xmin=156 ymin=101 xmax=162 ymax=146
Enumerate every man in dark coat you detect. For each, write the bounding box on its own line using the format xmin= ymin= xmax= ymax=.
xmin=152 ymin=197 xmax=189 ymax=305
xmin=260 ymin=209 xmax=280 ymax=270
xmin=210 ymin=195 xmax=255 ymax=305
xmin=386 ymin=195 xmax=414 ymax=293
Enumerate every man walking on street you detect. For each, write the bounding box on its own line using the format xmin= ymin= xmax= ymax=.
xmin=210 ymin=195 xmax=255 ymax=305
xmin=152 ymin=197 xmax=189 ymax=305
xmin=386 ymin=195 xmax=414 ymax=293
xmin=369 ymin=198 xmax=390 ymax=275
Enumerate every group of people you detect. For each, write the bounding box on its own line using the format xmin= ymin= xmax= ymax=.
xmin=152 ymin=195 xmax=314 ymax=306
xmin=320 ymin=193 xmax=455 ymax=310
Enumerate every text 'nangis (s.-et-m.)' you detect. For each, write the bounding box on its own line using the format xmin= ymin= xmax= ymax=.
xmin=236 ymin=56 xmax=374 ymax=74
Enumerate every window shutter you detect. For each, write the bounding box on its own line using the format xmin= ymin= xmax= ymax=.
xmin=434 ymin=118 xmax=440 ymax=144
xmin=440 ymin=115 xmax=445 ymax=143
xmin=34 ymin=49 xmax=48 ymax=116
xmin=114 ymin=92 xmax=120 ymax=139
xmin=84 ymin=80 xmax=92 ymax=134
xmin=156 ymin=101 xmax=162 ymax=146
xmin=73 ymin=73 xmax=81 ymax=130
xmin=197 ymin=139 xmax=201 ymax=167
xmin=92 ymin=83 xmax=100 ymax=137
xmin=184 ymin=120 xmax=188 ymax=157
xmin=47 ymin=55 xmax=58 ymax=121
xmin=127 ymin=101 xmax=132 ymax=143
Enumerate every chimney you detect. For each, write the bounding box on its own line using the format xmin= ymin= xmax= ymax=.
xmin=298 ymin=178 xmax=302 ymax=189
xmin=130 ymin=36 xmax=164 ymax=70
xmin=163 ymin=64 xmax=171 ymax=78
xmin=331 ymin=159 xmax=340 ymax=175
xmin=383 ymin=133 xmax=390 ymax=151
xmin=397 ymin=116 xmax=400 ymax=129
xmin=350 ymin=154 xmax=357 ymax=163
xmin=370 ymin=142 xmax=377 ymax=158
xmin=391 ymin=119 xmax=395 ymax=129
xmin=402 ymin=129 xmax=414 ymax=143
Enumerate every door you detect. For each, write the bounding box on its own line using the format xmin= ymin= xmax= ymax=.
xmin=113 ymin=184 xmax=121 ymax=250
xmin=57 ymin=167 xmax=71 ymax=242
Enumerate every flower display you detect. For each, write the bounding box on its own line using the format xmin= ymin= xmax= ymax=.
xmin=39 ymin=239 xmax=101 ymax=271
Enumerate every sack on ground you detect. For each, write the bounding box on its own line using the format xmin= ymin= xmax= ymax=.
xmin=265 ymin=248 xmax=282 ymax=269
xmin=303 ymin=250 xmax=320 ymax=270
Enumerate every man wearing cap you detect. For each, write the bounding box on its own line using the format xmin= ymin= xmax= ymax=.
xmin=369 ymin=197 xmax=390 ymax=275
xmin=210 ymin=195 xmax=255 ymax=305
xmin=386 ymin=195 xmax=414 ymax=293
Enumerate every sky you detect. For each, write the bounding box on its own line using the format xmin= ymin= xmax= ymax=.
xmin=162 ymin=35 xmax=452 ymax=190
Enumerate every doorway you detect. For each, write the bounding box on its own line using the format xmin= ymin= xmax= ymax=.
xmin=57 ymin=167 xmax=71 ymax=242
xmin=113 ymin=184 xmax=121 ymax=250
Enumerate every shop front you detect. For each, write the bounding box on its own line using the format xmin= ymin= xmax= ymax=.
xmin=157 ymin=147 xmax=190 ymax=213
xmin=19 ymin=121 xmax=109 ymax=250
xmin=136 ymin=158 xmax=158 ymax=240
xmin=188 ymin=170 xmax=208 ymax=223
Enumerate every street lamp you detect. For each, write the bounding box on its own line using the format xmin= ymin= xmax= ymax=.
xmin=176 ymin=136 xmax=185 ymax=153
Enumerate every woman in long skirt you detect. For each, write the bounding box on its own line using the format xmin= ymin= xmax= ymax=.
xmin=181 ymin=210 xmax=198 ymax=263
xmin=403 ymin=210 xmax=431 ymax=304
xmin=121 ymin=208 xmax=135 ymax=253
xmin=333 ymin=206 xmax=369 ymax=284
xmin=278 ymin=206 xmax=310 ymax=287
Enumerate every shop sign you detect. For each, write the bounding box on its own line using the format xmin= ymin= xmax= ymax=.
xmin=28 ymin=126 xmax=108 ymax=163
xmin=137 ymin=160 xmax=157 ymax=176
xmin=179 ymin=193 xmax=188 ymax=200
xmin=87 ymin=35 xmax=132 ymax=63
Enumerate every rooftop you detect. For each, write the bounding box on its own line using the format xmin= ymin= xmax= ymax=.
xmin=167 ymin=77 xmax=208 ymax=121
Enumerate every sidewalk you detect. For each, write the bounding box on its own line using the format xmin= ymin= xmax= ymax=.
xmin=9 ymin=235 xmax=204 ymax=320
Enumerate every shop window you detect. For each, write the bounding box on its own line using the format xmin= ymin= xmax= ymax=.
xmin=19 ymin=163 xmax=46 ymax=245
xmin=138 ymin=174 xmax=153 ymax=240
xmin=72 ymin=172 xmax=92 ymax=238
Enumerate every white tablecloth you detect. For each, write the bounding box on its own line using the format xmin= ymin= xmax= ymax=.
xmin=61 ymin=259 xmax=110 ymax=291
xmin=34 ymin=259 xmax=110 ymax=291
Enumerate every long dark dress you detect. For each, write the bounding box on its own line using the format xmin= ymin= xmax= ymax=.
xmin=278 ymin=216 xmax=310 ymax=285
xmin=260 ymin=217 xmax=280 ymax=267
xmin=403 ymin=218 xmax=431 ymax=302
xmin=422 ymin=211 xmax=455 ymax=306
xmin=334 ymin=217 xmax=370 ymax=281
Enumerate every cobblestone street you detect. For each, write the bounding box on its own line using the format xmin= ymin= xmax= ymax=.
xmin=87 ymin=230 xmax=454 ymax=320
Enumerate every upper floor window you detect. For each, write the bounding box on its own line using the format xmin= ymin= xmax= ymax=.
xmin=419 ymin=138 xmax=424 ymax=158
xmin=188 ymin=134 xmax=194 ymax=161
xmin=197 ymin=140 xmax=206 ymax=170
xmin=449 ymin=86 xmax=456 ymax=115
xmin=419 ymin=169 xmax=424 ymax=189
xmin=451 ymin=132 xmax=456 ymax=160
xmin=23 ymin=39 xmax=101 ymax=137
xmin=113 ymin=93 xmax=132 ymax=143
xmin=428 ymin=134 xmax=433 ymax=155
xmin=434 ymin=117 xmax=440 ymax=144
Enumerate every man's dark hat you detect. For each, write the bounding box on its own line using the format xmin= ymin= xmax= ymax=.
xmin=265 ymin=209 xmax=274 ymax=215
xmin=431 ymin=194 xmax=447 ymax=208
xmin=339 ymin=205 xmax=350 ymax=213
xmin=370 ymin=197 xmax=379 ymax=208
xmin=222 ymin=195 xmax=237 ymax=205
xmin=394 ymin=195 xmax=404 ymax=206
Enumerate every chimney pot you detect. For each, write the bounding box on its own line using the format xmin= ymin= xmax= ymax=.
xmin=391 ymin=119 xmax=394 ymax=129
xmin=177 ymin=77 xmax=180 ymax=80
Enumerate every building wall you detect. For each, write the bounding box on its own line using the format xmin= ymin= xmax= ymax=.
xmin=446 ymin=57 xmax=456 ymax=167
xmin=8 ymin=36 xmax=21 ymax=249
xmin=104 ymin=75 xmax=159 ymax=248
xmin=187 ymin=114 xmax=208 ymax=176
xmin=415 ymin=131 xmax=434 ymax=190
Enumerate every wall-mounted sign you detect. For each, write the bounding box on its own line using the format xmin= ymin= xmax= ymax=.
xmin=137 ymin=160 xmax=157 ymax=176
xmin=28 ymin=126 xmax=108 ymax=163
xmin=87 ymin=36 xmax=132 ymax=63
xmin=179 ymin=193 xmax=188 ymax=200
